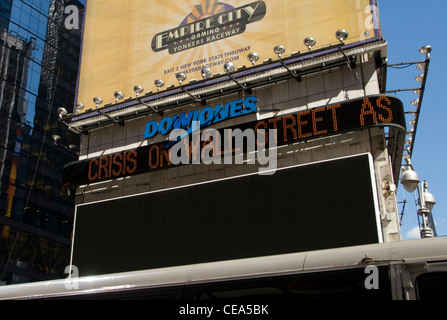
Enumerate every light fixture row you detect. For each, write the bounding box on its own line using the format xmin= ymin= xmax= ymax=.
xmin=72 ymin=29 xmax=350 ymax=112
xmin=400 ymin=44 xmax=434 ymax=238
xmin=404 ymin=44 xmax=432 ymax=155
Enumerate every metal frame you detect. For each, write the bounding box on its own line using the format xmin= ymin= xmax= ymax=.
xmin=59 ymin=40 xmax=387 ymax=134
xmin=0 ymin=237 xmax=446 ymax=300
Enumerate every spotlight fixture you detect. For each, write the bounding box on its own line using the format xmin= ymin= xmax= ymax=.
xmin=333 ymin=30 xmax=356 ymax=70
xmin=405 ymin=109 xmax=418 ymax=116
xmin=114 ymin=91 xmax=124 ymax=102
xmin=52 ymin=134 xmax=61 ymax=145
xmin=57 ymin=106 xmax=83 ymax=133
xmin=223 ymin=62 xmax=252 ymax=94
xmin=273 ymin=45 xmax=286 ymax=58
xmin=303 ymin=37 xmax=316 ymax=51
xmin=335 ymin=29 xmax=349 ymax=43
xmin=223 ymin=62 xmax=235 ymax=73
xmin=75 ymin=102 xmax=85 ymax=113
xmin=57 ymin=107 xmax=68 ymax=119
xmin=416 ymin=63 xmax=426 ymax=70
xmin=273 ymin=45 xmax=301 ymax=82
xmin=133 ymin=86 xmax=144 ymax=97
xmin=400 ymin=165 xmax=420 ymax=193
xmin=247 ymin=52 xmax=260 ymax=65
xmin=419 ymin=45 xmax=432 ymax=57
xmin=201 ymin=67 xmax=212 ymax=79
xmin=411 ymin=98 xmax=419 ymax=106
xmin=415 ymin=74 xmax=424 ymax=82
xmin=175 ymin=72 xmax=187 ymax=85
xmin=93 ymin=97 xmax=103 ymax=108
xmin=154 ymin=79 xmax=165 ymax=91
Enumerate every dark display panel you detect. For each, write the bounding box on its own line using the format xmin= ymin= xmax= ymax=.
xmin=71 ymin=154 xmax=380 ymax=276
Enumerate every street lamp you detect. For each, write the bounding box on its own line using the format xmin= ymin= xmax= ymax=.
xmin=400 ymin=155 xmax=436 ymax=238
xmin=400 ymin=163 xmax=419 ymax=193
xmin=423 ymin=181 xmax=436 ymax=210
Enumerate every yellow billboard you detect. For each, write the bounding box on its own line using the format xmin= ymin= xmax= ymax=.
xmin=76 ymin=0 xmax=380 ymax=112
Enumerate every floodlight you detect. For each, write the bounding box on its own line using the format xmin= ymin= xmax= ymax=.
xmin=75 ymin=103 xmax=85 ymax=112
xmin=303 ymin=37 xmax=316 ymax=51
xmin=201 ymin=67 xmax=212 ymax=79
xmin=411 ymin=98 xmax=419 ymax=106
xmin=247 ymin=52 xmax=260 ymax=65
xmin=223 ymin=62 xmax=235 ymax=73
xmin=133 ymin=86 xmax=144 ymax=96
xmin=273 ymin=45 xmax=286 ymax=58
xmin=93 ymin=97 xmax=103 ymax=108
xmin=416 ymin=63 xmax=426 ymax=70
xmin=405 ymin=109 xmax=418 ymax=117
xmin=415 ymin=74 xmax=424 ymax=82
xmin=175 ymin=72 xmax=206 ymax=105
xmin=52 ymin=134 xmax=61 ymax=143
xmin=176 ymin=72 xmax=187 ymax=84
xmin=335 ymin=29 xmax=349 ymax=43
xmin=272 ymin=45 xmax=301 ymax=82
xmin=223 ymin=62 xmax=251 ymax=93
xmin=58 ymin=107 xmax=68 ymax=118
xmin=154 ymin=79 xmax=165 ymax=91
xmin=419 ymin=45 xmax=432 ymax=56
xmin=114 ymin=91 xmax=124 ymax=101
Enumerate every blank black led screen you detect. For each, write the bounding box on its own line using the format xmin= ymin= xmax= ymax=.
xmin=72 ymin=154 xmax=380 ymax=276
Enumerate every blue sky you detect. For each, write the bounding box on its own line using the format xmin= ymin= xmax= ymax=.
xmin=379 ymin=1 xmax=447 ymax=238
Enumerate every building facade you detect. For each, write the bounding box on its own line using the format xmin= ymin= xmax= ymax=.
xmin=0 ymin=0 xmax=83 ymax=284
xmin=61 ymin=1 xmax=409 ymax=277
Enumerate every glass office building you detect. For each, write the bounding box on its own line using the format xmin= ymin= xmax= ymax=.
xmin=0 ymin=0 xmax=83 ymax=284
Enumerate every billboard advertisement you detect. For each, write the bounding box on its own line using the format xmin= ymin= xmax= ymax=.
xmin=76 ymin=0 xmax=380 ymax=112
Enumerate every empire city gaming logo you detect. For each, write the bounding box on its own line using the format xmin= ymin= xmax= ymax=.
xmin=151 ymin=0 xmax=266 ymax=54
